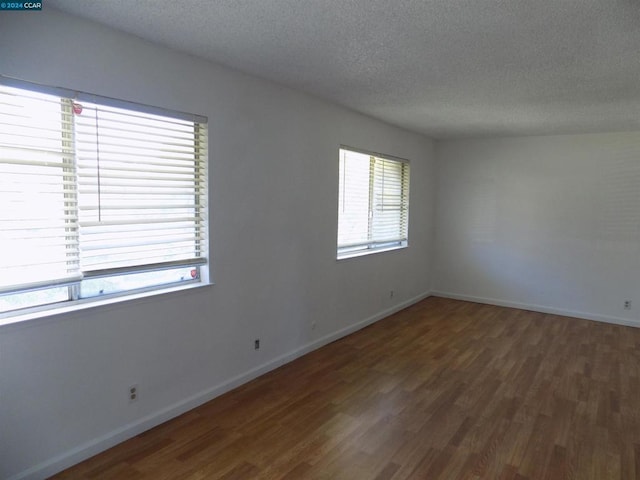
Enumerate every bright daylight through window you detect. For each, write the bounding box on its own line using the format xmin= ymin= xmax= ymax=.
xmin=337 ymin=147 xmax=410 ymax=259
xmin=0 ymin=79 xmax=208 ymax=316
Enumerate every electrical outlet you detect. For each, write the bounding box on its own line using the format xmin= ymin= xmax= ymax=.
xmin=390 ymin=290 xmax=394 ymax=299
xmin=254 ymin=339 xmax=260 ymax=350
xmin=128 ymin=384 xmax=138 ymax=403
xmin=311 ymin=321 xmax=317 ymax=330
xmin=624 ymin=300 xmax=632 ymax=310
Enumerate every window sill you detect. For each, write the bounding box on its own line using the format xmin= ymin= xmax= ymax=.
xmin=337 ymin=244 xmax=408 ymax=261
xmin=0 ymin=281 xmax=212 ymax=329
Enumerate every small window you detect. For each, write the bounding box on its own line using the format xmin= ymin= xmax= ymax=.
xmin=0 ymin=79 xmax=208 ymax=317
xmin=337 ymin=147 xmax=410 ymax=259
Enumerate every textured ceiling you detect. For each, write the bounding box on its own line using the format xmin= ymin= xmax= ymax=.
xmin=49 ymin=0 xmax=640 ymax=139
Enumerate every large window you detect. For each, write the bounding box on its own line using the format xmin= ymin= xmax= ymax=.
xmin=337 ymin=147 xmax=410 ymax=259
xmin=0 ymin=79 xmax=208 ymax=316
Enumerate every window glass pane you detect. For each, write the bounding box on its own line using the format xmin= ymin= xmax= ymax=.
xmin=337 ymin=149 xmax=370 ymax=248
xmin=80 ymin=266 xmax=199 ymax=298
xmin=0 ymin=287 xmax=69 ymax=313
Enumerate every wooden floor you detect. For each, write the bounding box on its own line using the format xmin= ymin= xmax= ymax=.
xmin=54 ymin=297 xmax=640 ymax=479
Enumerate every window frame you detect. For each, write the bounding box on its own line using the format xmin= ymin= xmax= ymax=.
xmin=0 ymin=76 xmax=210 ymax=322
xmin=336 ymin=146 xmax=410 ymax=260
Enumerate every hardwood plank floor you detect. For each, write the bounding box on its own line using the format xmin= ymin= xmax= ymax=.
xmin=52 ymin=297 xmax=640 ymax=479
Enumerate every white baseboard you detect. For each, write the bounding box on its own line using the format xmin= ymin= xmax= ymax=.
xmin=431 ymin=290 xmax=640 ymax=329
xmin=11 ymin=290 xmax=432 ymax=480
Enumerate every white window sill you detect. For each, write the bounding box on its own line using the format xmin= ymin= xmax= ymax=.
xmin=0 ymin=281 xmax=212 ymax=329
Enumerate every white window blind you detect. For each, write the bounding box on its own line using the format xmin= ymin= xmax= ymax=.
xmin=75 ymin=102 xmax=207 ymax=278
xmin=0 ymin=86 xmax=80 ymax=294
xmin=0 ymin=78 xmax=208 ymax=315
xmin=337 ymin=148 xmax=410 ymax=258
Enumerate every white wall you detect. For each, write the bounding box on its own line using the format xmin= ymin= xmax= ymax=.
xmin=0 ymin=10 xmax=435 ymax=479
xmin=434 ymin=132 xmax=640 ymax=325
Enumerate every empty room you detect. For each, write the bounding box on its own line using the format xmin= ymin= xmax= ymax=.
xmin=1 ymin=1 xmax=640 ymax=479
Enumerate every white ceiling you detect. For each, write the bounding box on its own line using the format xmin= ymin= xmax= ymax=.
xmin=49 ymin=0 xmax=640 ymax=139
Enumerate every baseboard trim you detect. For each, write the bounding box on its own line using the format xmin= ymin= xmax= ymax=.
xmin=431 ymin=290 xmax=640 ymax=329
xmin=11 ymin=290 xmax=432 ymax=480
